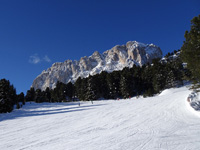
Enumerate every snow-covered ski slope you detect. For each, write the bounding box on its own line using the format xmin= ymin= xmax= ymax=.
xmin=1 ymin=86 xmax=200 ymax=150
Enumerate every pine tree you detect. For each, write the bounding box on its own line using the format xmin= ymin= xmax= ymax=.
xmin=112 ymin=71 xmax=122 ymax=98
xmin=106 ymin=73 xmax=118 ymax=99
xmin=35 ymin=89 xmax=42 ymax=103
xmin=181 ymin=15 xmax=200 ymax=90
xmin=165 ymin=69 xmax=176 ymax=88
xmin=74 ymin=78 xmax=88 ymax=101
xmin=74 ymin=77 xmax=82 ymax=100
xmin=0 ymin=79 xmax=17 ymax=113
xmin=50 ymin=89 xmax=57 ymax=103
xmin=81 ymin=78 xmax=88 ymax=100
xmin=9 ymin=84 xmax=17 ymax=105
xmin=53 ymin=81 xmax=67 ymax=102
xmin=98 ymin=71 xmax=109 ymax=99
xmin=141 ymin=65 xmax=154 ymax=94
xmin=65 ymin=82 xmax=74 ymax=100
xmin=120 ymin=71 xmax=133 ymax=98
xmin=44 ymin=87 xmax=51 ymax=102
xmin=25 ymin=87 xmax=35 ymax=102
xmin=18 ymin=92 xmax=25 ymax=105
xmin=85 ymin=76 xmax=97 ymax=100
xmin=165 ymin=59 xmax=183 ymax=89
xmin=152 ymin=59 xmax=167 ymax=93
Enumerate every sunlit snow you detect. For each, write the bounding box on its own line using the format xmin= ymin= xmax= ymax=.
xmin=1 ymin=85 xmax=200 ymax=150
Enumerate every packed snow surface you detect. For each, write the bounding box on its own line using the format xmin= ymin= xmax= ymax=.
xmin=1 ymin=86 xmax=200 ymax=150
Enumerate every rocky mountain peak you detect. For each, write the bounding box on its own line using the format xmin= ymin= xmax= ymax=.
xmin=32 ymin=41 xmax=162 ymax=90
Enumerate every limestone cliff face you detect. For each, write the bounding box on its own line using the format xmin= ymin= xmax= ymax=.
xmin=32 ymin=41 xmax=162 ymax=90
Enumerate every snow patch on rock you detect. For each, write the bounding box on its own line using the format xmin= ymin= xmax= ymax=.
xmin=32 ymin=41 xmax=162 ymax=90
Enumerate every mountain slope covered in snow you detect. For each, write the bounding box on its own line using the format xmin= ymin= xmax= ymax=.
xmin=32 ymin=41 xmax=162 ymax=90
xmin=1 ymin=85 xmax=200 ymax=150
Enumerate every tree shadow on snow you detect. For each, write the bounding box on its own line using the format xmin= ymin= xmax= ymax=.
xmin=0 ymin=103 xmax=106 ymax=122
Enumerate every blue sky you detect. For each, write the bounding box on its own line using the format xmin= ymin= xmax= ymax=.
xmin=0 ymin=0 xmax=199 ymax=94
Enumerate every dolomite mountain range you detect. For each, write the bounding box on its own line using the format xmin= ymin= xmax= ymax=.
xmin=32 ymin=41 xmax=163 ymax=90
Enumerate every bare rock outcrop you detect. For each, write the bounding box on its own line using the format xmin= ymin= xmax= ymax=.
xmin=32 ymin=41 xmax=162 ymax=90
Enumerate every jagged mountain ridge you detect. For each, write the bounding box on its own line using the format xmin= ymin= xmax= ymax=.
xmin=32 ymin=41 xmax=163 ymax=90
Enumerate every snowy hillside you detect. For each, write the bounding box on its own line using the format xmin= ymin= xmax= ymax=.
xmin=1 ymin=85 xmax=200 ymax=150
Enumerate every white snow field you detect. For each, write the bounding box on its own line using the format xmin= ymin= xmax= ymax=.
xmin=1 ymin=85 xmax=200 ymax=150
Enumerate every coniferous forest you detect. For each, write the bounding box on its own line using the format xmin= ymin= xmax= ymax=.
xmin=0 ymin=14 xmax=199 ymax=113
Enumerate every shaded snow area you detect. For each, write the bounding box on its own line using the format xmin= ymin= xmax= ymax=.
xmin=187 ymin=91 xmax=200 ymax=113
xmin=1 ymin=86 xmax=200 ymax=150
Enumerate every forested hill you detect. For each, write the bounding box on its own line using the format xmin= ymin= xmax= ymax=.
xmin=25 ymin=49 xmax=187 ymax=103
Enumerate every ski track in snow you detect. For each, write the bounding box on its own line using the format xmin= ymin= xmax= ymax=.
xmin=1 ymin=86 xmax=200 ymax=150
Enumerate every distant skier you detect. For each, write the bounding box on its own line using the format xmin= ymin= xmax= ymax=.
xmin=91 ymin=101 xmax=93 ymax=104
